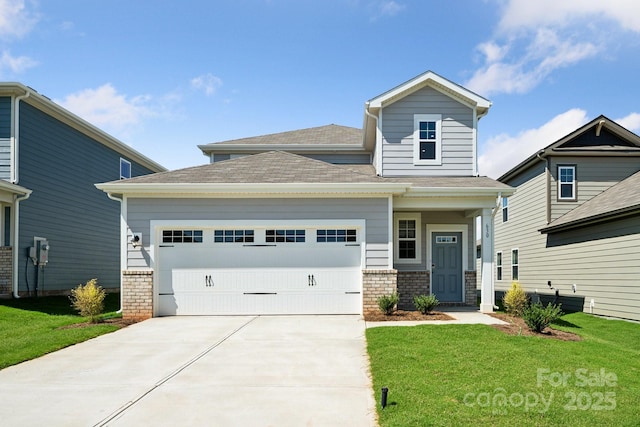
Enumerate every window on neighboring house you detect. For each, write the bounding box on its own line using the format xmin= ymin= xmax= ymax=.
xmin=511 ymin=249 xmax=519 ymax=281
xmin=496 ymin=251 xmax=502 ymax=280
xmin=162 ymin=230 xmax=203 ymax=243
xmin=502 ymin=197 xmax=509 ymax=222
xmin=266 ymin=229 xmax=305 ymax=243
xmin=558 ymin=165 xmax=576 ymax=200
xmin=395 ymin=214 xmax=421 ymax=263
xmin=214 ymin=230 xmax=254 ymax=243
xmin=413 ymin=114 xmax=442 ymax=165
xmin=120 ymin=158 xmax=131 ymax=180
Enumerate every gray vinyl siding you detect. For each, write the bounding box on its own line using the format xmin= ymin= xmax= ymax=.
xmin=15 ymin=102 xmax=156 ymax=293
xmin=380 ymin=86 xmax=475 ymax=177
xmin=0 ymin=96 xmax=12 ymax=180
xmin=126 ymin=197 xmax=390 ymax=269
xmin=549 ymin=157 xmax=640 ymax=221
xmin=496 ymin=159 xmax=640 ymax=321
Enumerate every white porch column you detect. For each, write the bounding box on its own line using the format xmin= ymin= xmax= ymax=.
xmin=480 ymin=208 xmax=494 ymax=312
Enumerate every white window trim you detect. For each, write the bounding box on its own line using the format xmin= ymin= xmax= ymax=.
xmin=394 ymin=213 xmax=421 ymax=264
xmin=120 ymin=158 xmax=132 ymax=180
xmin=496 ymin=251 xmax=503 ymax=281
xmin=558 ymin=165 xmax=576 ymax=201
xmin=413 ymin=113 xmax=442 ymax=166
xmin=511 ymin=248 xmax=519 ymax=281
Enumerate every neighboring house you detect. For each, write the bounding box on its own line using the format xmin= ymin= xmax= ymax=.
xmin=494 ymin=116 xmax=640 ymax=321
xmin=96 ymin=71 xmax=513 ymax=320
xmin=0 ymin=83 xmax=165 ymax=298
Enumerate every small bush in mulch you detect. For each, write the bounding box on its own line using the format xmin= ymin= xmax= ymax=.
xmin=489 ymin=312 xmax=581 ymax=341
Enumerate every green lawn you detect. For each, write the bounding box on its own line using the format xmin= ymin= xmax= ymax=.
xmin=0 ymin=294 xmax=121 ymax=369
xmin=367 ymin=313 xmax=640 ymax=427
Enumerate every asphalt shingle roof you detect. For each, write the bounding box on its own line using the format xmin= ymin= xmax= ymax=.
xmin=542 ymin=169 xmax=640 ymax=232
xmin=201 ymin=124 xmax=363 ymax=147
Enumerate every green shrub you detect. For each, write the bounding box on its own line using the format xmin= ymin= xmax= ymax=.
xmin=413 ymin=294 xmax=439 ymax=314
xmin=503 ymin=281 xmax=528 ymax=316
xmin=377 ymin=292 xmax=399 ymax=315
xmin=522 ymin=302 xmax=563 ymax=333
xmin=69 ymin=278 xmax=106 ymax=323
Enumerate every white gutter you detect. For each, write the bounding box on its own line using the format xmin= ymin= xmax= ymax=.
xmin=11 ymin=91 xmax=30 ymax=184
xmin=106 ymin=192 xmax=125 ymax=312
xmin=12 ymin=191 xmax=31 ymax=298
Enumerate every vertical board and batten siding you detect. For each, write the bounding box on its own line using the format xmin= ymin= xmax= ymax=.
xmin=381 ymin=86 xmax=475 ymax=177
xmin=16 ymin=102 xmax=156 ymax=292
xmin=495 ymin=160 xmax=640 ymax=321
xmin=0 ymin=97 xmax=12 ymax=180
xmin=549 ymin=157 xmax=640 ymax=221
xmin=125 ymin=197 xmax=390 ymax=270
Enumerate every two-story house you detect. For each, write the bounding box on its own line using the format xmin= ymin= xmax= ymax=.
xmin=96 ymin=71 xmax=513 ymax=320
xmin=494 ymin=116 xmax=640 ymax=322
xmin=0 ymin=83 xmax=165 ymax=299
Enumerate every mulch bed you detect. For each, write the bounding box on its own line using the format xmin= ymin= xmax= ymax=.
xmin=488 ymin=313 xmax=581 ymax=341
xmin=57 ymin=317 xmax=138 ymax=330
xmin=364 ymin=310 xmax=455 ymax=322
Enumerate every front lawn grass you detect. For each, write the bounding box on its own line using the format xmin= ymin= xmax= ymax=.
xmin=0 ymin=294 xmax=121 ymax=369
xmin=367 ymin=312 xmax=640 ymax=426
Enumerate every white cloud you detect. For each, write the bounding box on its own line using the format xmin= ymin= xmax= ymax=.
xmin=56 ymin=84 xmax=154 ymax=134
xmin=616 ymin=112 xmax=640 ymax=132
xmin=0 ymin=50 xmax=37 ymax=74
xmin=478 ymin=109 xmax=589 ymax=178
xmin=0 ymin=0 xmax=38 ymax=39
xmin=190 ymin=73 xmax=223 ymax=96
xmin=368 ymin=1 xmax=405 ymax=21
xmin=466 ymin=0 xmax=639 ymax=96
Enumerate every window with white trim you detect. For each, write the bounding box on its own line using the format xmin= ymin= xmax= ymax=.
xmin=394 ymin=214 xmax=421 ymax=263
xmin=558 ymin=165 xmax=576 ymax=200
xmin=120 ymin=158 xmax=131 ymax=180
xmin=496 ymin=251 xmax=502 ymax=280
xmin=266 ymin=229 xmax=305 ymax=243
xmin=162 ymin=230 xmax=203 ymax=243
xmin=511 ymin=249 xmax=519 ymax=281
xmin=502 ymin=197 xmax=509 ymax=222
xmin=413 ymin=114 xmax=442 ymax=165
xmin=214 ymin=230 xmax=254 ymax=243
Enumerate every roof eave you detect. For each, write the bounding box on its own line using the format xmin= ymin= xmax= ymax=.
xmin=539 ymin=205 xmax=640 ymax=234
xmin=404 ymin=186 xmax=515 ymax=198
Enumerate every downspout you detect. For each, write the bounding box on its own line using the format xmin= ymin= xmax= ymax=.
xmin=12 ymin=191 xmax=31 ymax=298
xmin=106 ymin=192 xmax=125 ymax=313
xmin=11 ymin=91 xmax=31 ymax=298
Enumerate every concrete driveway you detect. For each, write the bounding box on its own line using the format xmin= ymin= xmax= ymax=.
xmin=0 ymin=316 xmax=377 ymax=427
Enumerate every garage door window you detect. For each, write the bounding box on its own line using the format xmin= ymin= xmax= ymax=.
xmin=214 ymin=230 xmax=254 ymax=243
xmin=317 ymin=229 xmax=357 ymax=242
xmin=266 ymin=229 xmax=305 ymax=243
xmin=162 ymin=230 xmax=203 ymax=243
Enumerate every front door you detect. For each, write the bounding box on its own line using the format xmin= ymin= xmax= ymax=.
xmin=431 ymin=232 xmax=462 ymax=302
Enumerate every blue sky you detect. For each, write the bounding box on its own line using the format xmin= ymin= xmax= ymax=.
xmin=2 ymin=0 xmax=639 ymax=177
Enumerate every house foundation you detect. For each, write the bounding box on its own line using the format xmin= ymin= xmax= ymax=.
xmin=396 ymin=271 xmax=429 ymax=310
xmin=362 ymin=269 xmax=397 ymax=313
xmin=0 ymin=247 xmax=12 ymax=295
xmin=122 ymin=270 xmax=153 ymax=321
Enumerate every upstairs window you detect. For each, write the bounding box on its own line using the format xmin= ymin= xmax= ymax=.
xmin=496 ymin=251 xmax=502 ymax=280
xmin=502 ymin=197 xmax=509 ymax=222
xmin=120 ymin=158 xmax=131 ymax=180
xmin=511 ymin=249 xmax=519 ymax=281
xmin=413 ymin=114 xmax=442 ymax=165
xmin=558 ymin=165 xmax=576 ymax=201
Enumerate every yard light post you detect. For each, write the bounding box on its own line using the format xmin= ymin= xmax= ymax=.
xmin=381 ymin=387 xmax=388 ymax=409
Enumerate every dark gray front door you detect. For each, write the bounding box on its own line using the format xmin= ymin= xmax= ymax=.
xmin=431 ymin=232 xmax=462 ymax=302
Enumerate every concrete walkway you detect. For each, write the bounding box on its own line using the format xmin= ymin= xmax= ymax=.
xmin=0 ymin=316 xmax=377 ymax=427
xmin=365 ymin=308 xmax=508 ymax=328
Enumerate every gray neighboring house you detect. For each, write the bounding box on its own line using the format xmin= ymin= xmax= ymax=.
xmin=494 ymin=115 xmax=640 ymax=321
xmin=0 ymin=83 xmax=165 ymax=298
xmin=97 ymin=70 xmax=514 ymax=320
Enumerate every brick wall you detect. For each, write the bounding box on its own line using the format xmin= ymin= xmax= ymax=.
xmin=397 ymin=271 xmax=429 ymax=310
xmin=465 ymin=271 xmax=477 ymax=306
xmin=122 ymin=270 xmax=153 ymax=321
xmin=362 ymin=269 xmax=397 ymax=313
xmin=0 ymin=247 xmax=12 ymax=295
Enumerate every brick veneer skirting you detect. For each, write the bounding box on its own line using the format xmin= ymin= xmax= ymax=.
xmin=122 ymin=270 xmax=153 ymax=321
xmin=0 ymin=247 xmax=12 ymax=294
xmin=362 ymin=269 xmax=397 ymax=313
xmin=397 ymin=271 xmax=429 ymax=310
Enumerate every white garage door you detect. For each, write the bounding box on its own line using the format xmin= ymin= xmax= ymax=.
xmin=156 ymin=226 xmax=362 ymax=315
